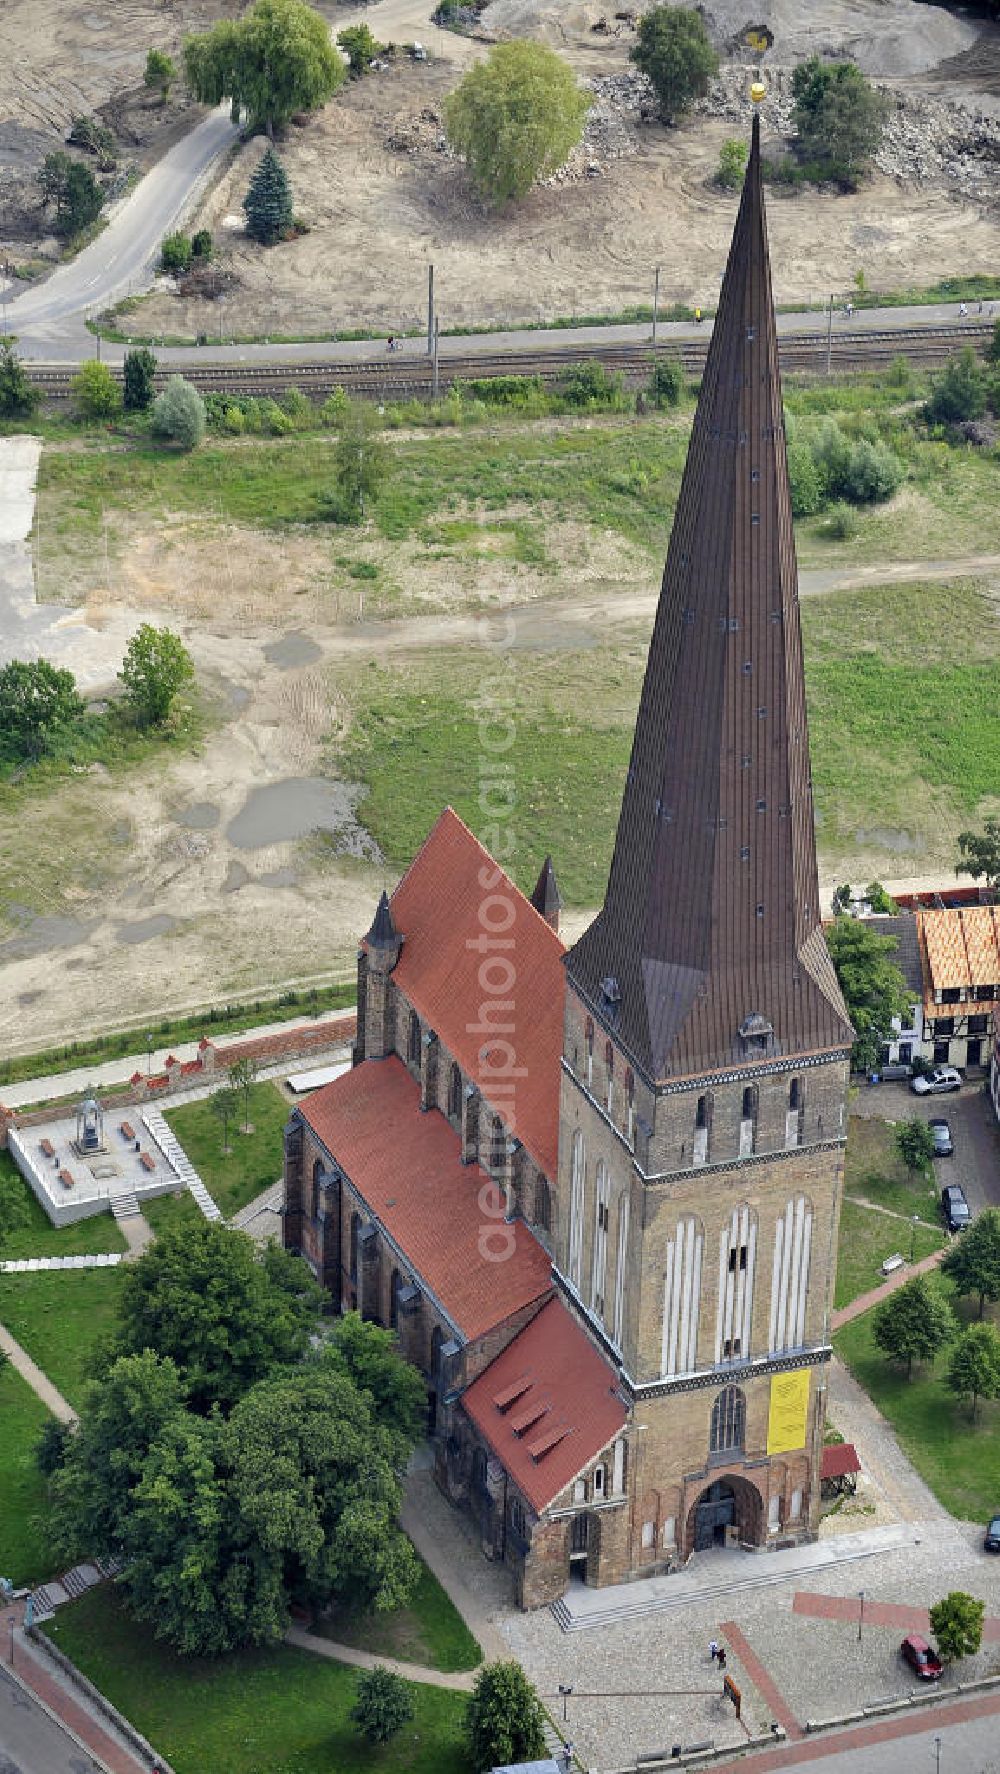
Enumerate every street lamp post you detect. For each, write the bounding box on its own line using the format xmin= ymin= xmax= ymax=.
xmin=911 ymin=1213 xmax=920 ymax=1263
xmin=558 ymin=1683 xmax=573 ymax=1723
xmin=857 ymin=1589 xmax=866 ymax=1644
xmin=933 ymin=1733 xmax=942 ymax=1774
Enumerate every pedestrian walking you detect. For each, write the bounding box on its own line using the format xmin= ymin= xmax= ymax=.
xmin=709 ymin=1639 xmax=719 ymax=1662
xmin=717 ymin=1646 xmax=727 ymax=1671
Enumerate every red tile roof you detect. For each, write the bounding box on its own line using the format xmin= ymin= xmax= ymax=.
xmin=299 ymin=1055 xmax=553 ymax=1341
xmin=462 ymin=1296 xmax=627 ymax=1514
xmin=385 ymin=808 xmax=565 ymax=1180
xmin=821 ymin=1442 xmax=861 ymax=1481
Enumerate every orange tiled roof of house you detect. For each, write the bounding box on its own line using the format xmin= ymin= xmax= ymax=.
xmin=386 ymin=807 xmax=566 ymax=1180
xmin=299 ymin=1055 xmax=553 ymax=1342
xmin=918 ymin=906 xmax=1000 ymax=998
xmin=462 ymin=1296 xmax=627 ymax=1514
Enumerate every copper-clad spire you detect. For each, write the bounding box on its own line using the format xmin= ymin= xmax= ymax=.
xmin=566 ymin=114 xmax=851 ymax=1079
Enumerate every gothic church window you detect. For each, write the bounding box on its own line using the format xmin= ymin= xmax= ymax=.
xmin=311 ymin=1159 xmax=323 ymax=1220
xmin=710 ymin=1385 xmax=746 ymax=1454
xmin=613 ymin=1191 xmax=629 ymax=1348
xmin=693 ymin=1093 xmax=712 ymax=1166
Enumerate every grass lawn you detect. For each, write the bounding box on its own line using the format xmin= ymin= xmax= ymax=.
xmin=0 ymin=1152 xmax=127 ymax=1259
xmin=317 ymin=1544 xmax=481 ymax=1674
xmin=0 ymin=1363 xmax=57 ymax=1586
xmin=0 ymin=1267 xmax=122 ymax=1409
xmin=164 ymin=1082 xmax=288 ymax=1220
xmin=843 ymin=1115 xmax=940 ymax=1222
xmin=834 ymin=1199 xmax=944 ymax=1311
xmin=835 ymin=1294 xmax=1000 ymax=1521
xmin=141 ymin=1188 xmax=204 ymax=1236
xmin=49 ymin=1588 xmax=472 ymax=1774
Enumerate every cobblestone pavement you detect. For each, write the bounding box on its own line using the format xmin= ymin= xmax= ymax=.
xmin=851 ymin=1083 xmax=1000 ymax=1219
xmin=710 ymin=1693 xmax=1000 ymax=1774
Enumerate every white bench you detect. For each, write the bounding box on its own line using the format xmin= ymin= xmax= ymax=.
xmin=881 ymin=1253 xmax=905 ymax=1277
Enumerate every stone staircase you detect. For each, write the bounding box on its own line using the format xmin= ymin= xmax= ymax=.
xmin=141 ymin=1110 xmax=222 ymax=1221
xmin=28 ymin=1558 xmax=121 ymax=1623
xmin=111 ymin=1190 xmax=140 ymax=1221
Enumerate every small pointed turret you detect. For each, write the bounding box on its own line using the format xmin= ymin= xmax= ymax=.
xmin=364 ymin=890 xmax=402 ymax=970
xmin=530 ymin=856 xmax=562 ymax=933
xmin=566 ymin=112 xmax=851 ymax=1079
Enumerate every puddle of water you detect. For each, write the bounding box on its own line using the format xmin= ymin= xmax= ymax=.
xmin=259 ymin=866 xmax=299 ymax=889
xmin=116 ymin=914 xmax=178 ymax=946
xmin=175 ymin=801 xmax=221 ymax=831
xmin=0 ymin=913 xmax=91 ymax=961
xmin=263 ymin=631 xmax=323 ymax=670
xmin=222 ymin=861 xmax=250 ymax=895
xmin=226 ymin=778 xmax=360 ymax=851
xmin=853 ymin=827 xmax=920 ymax=854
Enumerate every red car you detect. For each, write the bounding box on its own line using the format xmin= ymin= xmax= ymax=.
xmin=901 ymin=1634 xmax=943 ymax=1681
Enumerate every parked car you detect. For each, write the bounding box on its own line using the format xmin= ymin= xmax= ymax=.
xmin=901 ymin=1634 xmax=943 ymax=1681
xmin=941 ymin=1182 xmax=971 ymax=1233
xmin=984 ymin=1515 xmax=1000 ymax=1553
xmin=929 ymin=1118 xmax=954 ymax=1157
xmin=912 ymin=1067 xmax=961 ymax=1095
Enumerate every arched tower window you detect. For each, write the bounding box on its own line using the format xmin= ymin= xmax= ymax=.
xmin=613 ymin=1190 xmax=630 ymax=1348
xmin=786 ymin=1076 xmax=805 ymax=1149
xmin=591 ymin=1161 xmax=610 ymax=1319
xmin=568 ymin=1129 xmax=585 ymax=1291
xmin=408 ymin=1009 xmax=421 ymax=1066
xmin=311 ymin=1158 xmax=323 ymax=1220
xmin=534 ymin=1176 xmax=551 ymax=1233
xmin=447 ymin=1062 xmax=462 ymax=1120
xmin=710 ymin=1385 xmax=746 ymax=1454
xmin=693 ymin=1093 xmax=712 ymax=1167
xmin=740 ymin=1084 xmax=758 ymax=1157
xmin=769 ymin=1194 xmax=814 ymax=1354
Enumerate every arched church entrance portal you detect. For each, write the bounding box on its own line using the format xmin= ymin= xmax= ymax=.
xmin=688 ymin=1476 xmax=762 ymax=1554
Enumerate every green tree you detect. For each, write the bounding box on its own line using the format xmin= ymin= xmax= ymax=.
xmin=333 ymin=402 xmax=390 ymax=522
xmin=184 ymin=0 xmax=345 ymax=138
xmin=39 ymin=152 xmax=103 ymax=236
xmin=929 ymin=1591 xmax=985 ymax=1662
xmin=49 ymin=1350 xmax=187 ymax=1559
xmin=790 ymin=56 xmax=887 ymax=184
xmin=209 ymin=1084 xmax=237 ymax=1152
xmin=351 ymin=1665 xmax=414 ymax=1744
xmin=865 ymin=880 xmax=895 ymax=913
xmin=924 ymin=347 xmax=987 ymax=426
xmin=191 ymin=228 xmax=213 ymax=261
xmin=647 ymin=357 xmax=684 ymax=409
xmin=337 ymin=25 xmax=383 ymax=77
xmin=0 ymin=1166 xmax=27 ymax=1256
xmin=160 ymin=231 xmax=192 ymax=272
xmin=717 ymin=138 xmax=748 ymax=189
xmin=151 ymin=376 xmax=206 ymax=451
xmin=872 ymin=1274 xmax=957 ymax=1380
xmin=144 ymin=48 xmax=176 ymax=102
xmin=0 ymin=339 xmax=40 ymax=419
xmin=122 ymin=346 xmax=157 ymax=412
xmin=946 ymin=1323 xmax=1000 ymax=1420
xmin=35 ymin=1417 xmax=73 ymax=1477
xmin=323 ymin=1312 xmax=427 ymax=1460
xmin=825 ymin=916 xmax=910 ymax=1072
xmin=0 ymin=659 xmax=84 ymax=760
xmin=118 ymin=623 xmax=194 ymax=727
xmin=70 ymin=359 xmax=121 ymax=423
xmin=243 ymin=145 xmax=294 ymax=245
xmin=110 ymin=1220 xmax=322 ymax=1413
xmin=465 ymin=1661 xmax=548 ymax=1772
xmin=957 ymin=815 xmax=1000 ymax=895
xmin=988 ymin=317 xmax=1000 ymax=364
xmin=786 ymin=435 xmax=823 ymax=516
xmin=630 ymin=6 xmax=719 ymax=126
xmin=941 ymin=1208 xmax=1000 ymax=1319
xmin=896 ymin=1118 xmax=936 ymax=1176
xmin=444 ymin=42 xmax=590 ymax=207
xmin=228 ymin=1055 xmax=259 ymax=1132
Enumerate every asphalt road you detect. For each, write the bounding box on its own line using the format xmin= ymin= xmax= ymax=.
xmin=3 ymin=104 xmax=236 ymax=357
xmin=0 ymin=1666 xmax=100 ymax=1774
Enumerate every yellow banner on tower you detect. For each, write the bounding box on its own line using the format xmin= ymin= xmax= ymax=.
xmin=766 ymin=1368 xmax=811 ymax=1455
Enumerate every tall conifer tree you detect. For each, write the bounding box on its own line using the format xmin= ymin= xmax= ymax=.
xmin=243 ymin=147 xmax=293 ymax=245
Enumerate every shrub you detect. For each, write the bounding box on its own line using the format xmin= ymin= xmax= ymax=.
xmin=151 ymin=376 xmax=206 ymax=451
xmin=0 ymin=339 xmax=40 ymax=419
xmin=822 ymin=502 xmax=859 ymax=541
xmin=886 ymin=353 xmax=914 ymax=394
xmin=191 ymin=229 xmax=213 ymax=261
xmin=160 ymin=232 xmax=193 ymax=273
xmin=258 ymin=397 xmax=293 ymax=435
xmin=123 ymin=346 xmax=157 ymax=413
xmin=464 ymin=1662 xmax=547 ymax=1771
xmin=791 ymin=56 xmax=887 ymax=184
xmin=836 ymin=436 xmax=903 ymax=504
xmin=281 ymin=387 xmax=314 ymax=425
xmin=458 ymin=373 xmax=547 ymax=409
xmin=67 ymin=115 xmax=117 ymax=168
xmin=337 ymin=24 xmax=383 ymax=76
xmin=630 ymin=5 xmax=719 ymax=124
xmin=222 ymin=404 xmax=246 ymax=434
xmin=70 ymin=359 xmax=121 ymax=423
xmin=896 ymin=1118 xmax=935 ymax=1174
xmin=444 ymin=41 xmax=590 ymax=206
xmin=321 ymin=388 xmax=350 ymax=425
xmin=350 ymin=1666 xmax=413 ymax=1744
xmin=717 ymin=138 xmax=748 ymax=190
xmin=786 ymin=436 xmax=823 ymax=516
xmin=647 ymin=357 xmax=684 ymax=408
xmin=924 ymin=347 xmax=987 ymax=426
xmin=988 ymin=318 xmax=1000 ymax=365
xmin=244 ymin=146 xmax=293 ymax=246
xmin=557 ymin=358 xmax=624 ymax=410
xmin=144 ymin=48 xmax=176 ymax=101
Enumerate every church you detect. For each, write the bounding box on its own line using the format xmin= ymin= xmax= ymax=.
xmin=283 ymin=111 xmax=854 ymax=1610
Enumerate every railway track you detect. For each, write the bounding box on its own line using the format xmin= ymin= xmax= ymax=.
xmin=28 ymin=321 xmax=994 ymax=404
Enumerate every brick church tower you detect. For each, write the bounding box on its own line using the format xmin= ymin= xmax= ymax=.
xmin=554 ymin=112 xmax=854 ymax=1570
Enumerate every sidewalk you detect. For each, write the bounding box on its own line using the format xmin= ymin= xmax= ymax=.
xmin=4 ymin=1609 xmax=151 ymax=1774
xmin=831 ymin=1248 xmax=946 ymax=1331
xmin=0 ymin=1321 xmax=76 ymax=1422
xmin=285 ymin=1625 xmax=477 ymax=1691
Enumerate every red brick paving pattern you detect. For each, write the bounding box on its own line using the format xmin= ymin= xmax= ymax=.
xmin=830 ymin=1248 xmax=945 ymax=1331
xmin=13 ymin=1633 xmax=148 ymax=1774
xmin=793 ymin=1590 xmax=1000 ymax=1641
xmin=708 ymin=1690 xmax=1000 ymax=1773
xmin=719 ymin=1621 xmax=803 ymax=1739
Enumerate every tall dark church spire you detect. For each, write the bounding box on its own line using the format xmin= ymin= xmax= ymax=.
xmin=567 ymin=112 xmax=851 ymax=1080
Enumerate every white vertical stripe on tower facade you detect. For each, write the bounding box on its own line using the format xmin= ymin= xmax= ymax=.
xmin=661 ymin=1216 xmax=703 ymax=1377
xmin=769 ymin=1195 xmax=813 ymax=1352
xmin=613 ymin=1191 xmax=630 ymax=1347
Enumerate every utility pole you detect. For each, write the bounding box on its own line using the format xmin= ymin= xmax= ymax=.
xmin=432 ymin=317 xmax=440 ymax=400
xmin=651 ymin=265 xmax=660 ymax=351
xmin=427 ymin=263 xmax=435 ymax=357
xmin=826 ymin=293 xmax=833 ymax=377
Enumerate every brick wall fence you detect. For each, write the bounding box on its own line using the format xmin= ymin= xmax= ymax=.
xmin=0 ymin=1013 xmax=357 ymax=1152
